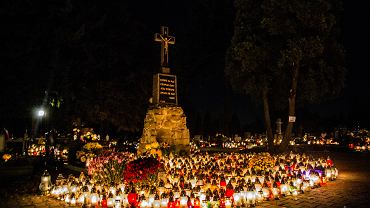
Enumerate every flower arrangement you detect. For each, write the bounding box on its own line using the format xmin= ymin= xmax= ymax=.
xmin=145 ymin=142 xmax=159 ymax=150
xmin=74 ymin=142 xmax=104 ymax=163
xmin=2 ymin=153 xmax=12 ymax=162
xmin=87 ymin=151 xmax=134 ymax=185
xmin=73 ymin=127 xmax=100 ymax=143
xmin=83 ymin=142 xmax=103 ymax=151
xmin=248 ymin=152 xmax=275 ymax=171
xmin=145 ymin=142 xmax=162 ymax=158
xmin=76 ymin=151 xmax=96 ymax=163
xmin=123 ymin=155 xmax=164 ymax=187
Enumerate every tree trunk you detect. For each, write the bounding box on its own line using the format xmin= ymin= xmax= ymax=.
xmin=281 ymin=63 xmax=299 ymax=152
xmin=262 ymin=87 xmax=274 ymax=152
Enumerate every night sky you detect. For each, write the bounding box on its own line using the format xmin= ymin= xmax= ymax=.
xmin=0 ymin=0 xmax=369 ymax=137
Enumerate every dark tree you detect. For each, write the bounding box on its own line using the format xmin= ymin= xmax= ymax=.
xmin=226 ymin=0 xmax=346 ymax=151
xmin=40 ymin=1 xmax=156 ymax=135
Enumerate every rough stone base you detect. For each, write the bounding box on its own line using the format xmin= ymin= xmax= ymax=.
xmin=138 ymin=106 xmax=190 ymax=155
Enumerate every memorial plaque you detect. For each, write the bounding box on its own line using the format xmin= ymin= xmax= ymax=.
xmin=288 ymin=116 xmax=296 ymax=123
xmin=153 ymin=73 xmax=178 ymax=105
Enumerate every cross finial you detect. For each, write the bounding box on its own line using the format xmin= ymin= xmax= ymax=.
xmin=154 ymin=26 xmax=175 ymax=73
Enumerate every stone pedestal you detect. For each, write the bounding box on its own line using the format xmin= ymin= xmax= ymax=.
xmin=138 ymin=106 xmax=190 ymax=155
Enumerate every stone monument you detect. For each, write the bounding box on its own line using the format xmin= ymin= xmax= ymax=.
xmin=274 ymin=118 xmax=283 ymax=144
xmin=137 ymin=26 xmax=190 ymax=155
xmin=276 ymin=118 xmax=282 ymax=135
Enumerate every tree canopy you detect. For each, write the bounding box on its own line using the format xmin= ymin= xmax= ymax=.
xmin=0 ymin=0 xmax=234 ymax=137
xmin=226 ymin=0 xmax=346 ymax=150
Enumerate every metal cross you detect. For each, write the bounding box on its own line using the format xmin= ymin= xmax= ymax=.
xmin=154 ymin=26 xmax=175 ymax=71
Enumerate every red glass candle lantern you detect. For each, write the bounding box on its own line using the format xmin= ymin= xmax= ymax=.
xmin=187 ymin=197 xmax=192 ymax=208
xmin=225 ymin=182 xmax=234 ymax=198
xmin=327 ymin=156 xmax=333 ymax=167
xmin=168 ymin=200 xmax=175 ymax=208
xmin=174 ymin=199 xmax=180 ymax=208
xmin=101 ymin=195 xmax=108 ymax=208
xmin=220 ymin=177 xmax=226 ymax=187
xmin=193 ymin=197 xmax=200 ymax=208
xmin=128 ymin=192 xmax=138 ymax=207
xmin=219 ymin=198 xmax=225 ymax=208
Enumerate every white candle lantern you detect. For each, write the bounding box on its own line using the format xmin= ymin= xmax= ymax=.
xmin=161 ymin=198 xmax=169 ymax=208
xmin=292 ymin=189 xmax=298 ymax=200
xmin=141 ymin=200 xmax=149 ymax=208
xmin=39 ymin=170 xmax=52 ymax=194
xmin=51 ymin=186 xmax=61 ymax=198
xmin=90 ymin=193 xmax=99 ymax=206
xmin=148 ymin=194 xmax=155 ymax=205
xmin=233 ymin=192 xmax=241 ymax=206
xmin=61 ymin=185 xmax=69 ymax=195
xmin=199 ymin=192 xmax=206 ymax=202
xmin=280 ymin=184 xmax=289 ymax=196
xmin=332 ymin=167 xmax=339 ymax=179
xmin=254 ymin=183 xmax=262 ymax=192
xmin=70 ymin=195 xmax=76 ymax=205
xmin=65 ymin=194 xmax=71 ymax=203
xmin=77 ymin=194 xmax=85 ymax=205
xmin=180 ymin=196 xmax=188 ymax=207
xmin=302 ymin=181 xmax=310 ymax=192
xmin=262 ymin=187 xmax=270 ymax=199
xmin=246 ymin=190 xmax=255 ymax=205
xmin=122 ymin=194 xmax=128 ymax=207
xmin=225 ymin=198 xmax=232 ymax=208
xmin=251 ymin=175 xmax=257 ymax=183
xmin=110 ymin=186 xmax=117 ymax=196
xmin=256 ymin=190 xmax=264 ymax=202
xmin=257 ymin=175 xmax=264 ymax=184
xmin=296 ymin=178 xmax=303 ymax=187
xmin=272 ymin=187 xmax=279 ymax=199
xmin=173 ymin=191 xmax=180 ymax=200
xmin=118 ymin=183 xmax=125 ymax=193
xmin=153 ymin=199 xmax=161 ymax=208
xmin=158 ymin=186 xmax=166 ymax=195
xmin=107 ymin=197 xmax=115 ymax=207
xmin=114 ymin=199 xmax=122 ymax=208
xmin=69 ymin=184 xmax=77 ymax=193
xmin=325 ymin=168 xmax=332 ymax=179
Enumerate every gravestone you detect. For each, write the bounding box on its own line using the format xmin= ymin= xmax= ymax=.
xmin=274 ymin=118 xmax=283 ymax=144
xmin=276 ymin=118 xmax=282 ymax=135
xmin=137 ymin=26 xmax=190 ymax=155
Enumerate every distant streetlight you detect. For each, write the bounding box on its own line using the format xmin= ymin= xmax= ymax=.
xmin=35 ymin=108 xmax=47 ymax=137
xmin=36 ymin=107 xmax=49 ymax=158
xmin=37 ymin=109 xmax=46 ymax=117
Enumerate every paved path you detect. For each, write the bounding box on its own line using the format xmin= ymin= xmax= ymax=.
xmin=258 ymin=151 xmax=370 ymax=208
xmin=2 ymin=151 xmax=369 ymax=207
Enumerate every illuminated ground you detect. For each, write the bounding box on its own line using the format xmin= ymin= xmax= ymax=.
xmin=1 ymin=151 xmax=369 ymax=208
xmin=257 ymin=151 xmax=370 ymax=208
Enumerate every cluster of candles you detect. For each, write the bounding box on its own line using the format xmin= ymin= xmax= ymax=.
xmin=28 ymin=144 xmax=46 ymax=156
xmin=44 ymin=152 xmax=338 ymax=207
xmin=28 ymin=144 xmax=68 ymax=161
